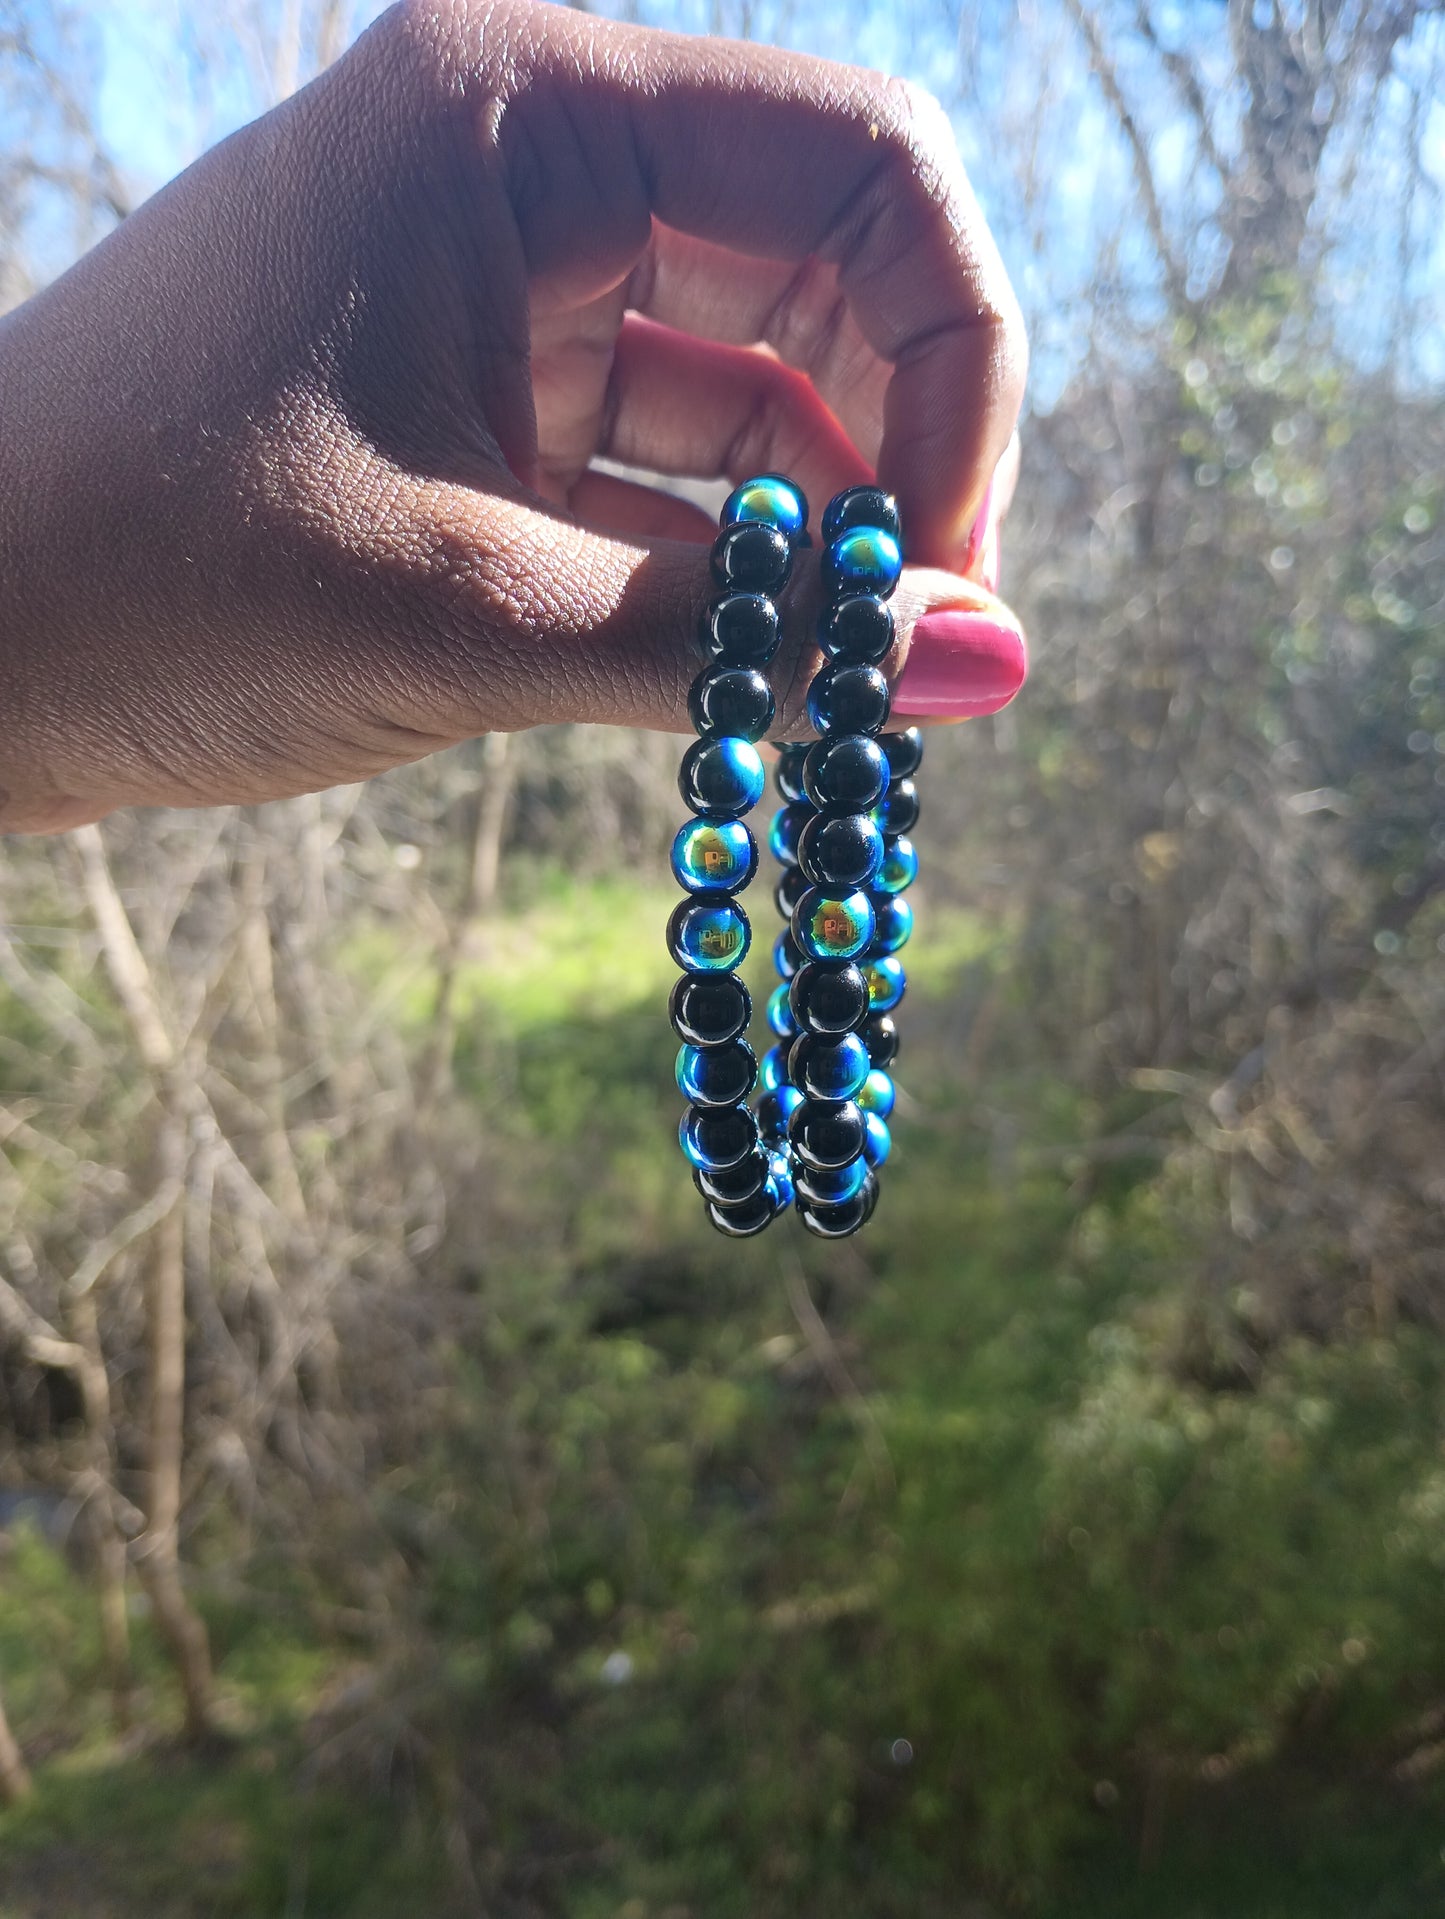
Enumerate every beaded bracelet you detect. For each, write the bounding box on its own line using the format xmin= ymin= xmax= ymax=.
xmin=668 ymin=476 xmax=921 ymax=1239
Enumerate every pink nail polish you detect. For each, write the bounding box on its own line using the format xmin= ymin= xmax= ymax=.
xmin=892 ymin=608 xmax=1027 ymax=716
xmin=962 ymin=477 xmax=996 ymax=575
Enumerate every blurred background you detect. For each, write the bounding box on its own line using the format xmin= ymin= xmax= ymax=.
xmin=2 ymin=0 xmax=1444 ymax=1913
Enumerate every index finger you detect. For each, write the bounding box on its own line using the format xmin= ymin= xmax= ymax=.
xmin=481 ymin=5 xmax=1027 ymax=563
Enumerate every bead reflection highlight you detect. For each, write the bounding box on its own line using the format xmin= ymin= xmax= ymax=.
xmin=670 ymin=818 xmax=757 ymax=895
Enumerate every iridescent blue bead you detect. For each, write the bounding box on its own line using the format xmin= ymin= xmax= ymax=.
xmin=876 ymin=836 xmax=918 ymax=895
xmin=819 ymin=595 xmax=894 ymax=665
xmin=675 ymin=1040 xmax=758 ymax=1109
xmin=788 ymin=1031 xmax=870 ymax=1102
xmin=680 ymin=1102 xmax=758 ymax=1172
xmin=769 ymin=802 xmax=811 ymax=867
xmin=757 ymin=1085 xmax=804 ymax=1143
xmin=789 ymin=960 xmax=869 ymax=1037
xmin=773 ymin=929 xmax=805 ymax=980
xmin=670 ymin=973 xmax=752 ymax=1047
xmin=759 ymin=1043 xmax=792 ymax=1094
xmin=807 ymin=662 xmax=891 ymax=736
xmin=792 ymin=887 xmax=875 ymax=962
xmin=857 ymin=1068 xmax=896 ymax=1118
xmin=871 ymin=778 xmax=919 ymax=837
xmin=861 ymin=955 xmax=906 ymax=1012
xmin=670 ymin=818 xmax=757 ymax=895
xmin=766 ymin=1152 xmax=795 ymax=1213
xmin=710 ymin=521 xmax=792 ymax=595
xmin=803 ymin=735 xmax=889 ymax=813
xmin=679 ymin=736 xmax=766 ymax=818
xmin=707 ymin=1189 xmax=776 ymax=1237
xmin=821 ymin=485 xmax=901 ymax=546
xmin=862 ymin=1111 xmax=892 ymax=1168
xmin=862 ymin=1011 xmax=900 ymax=1067
xmin=797 ymin=811 xmax=883 ymax=890
xmin=794 ymin=1154 xmax=868 ymax=1207
xmin=694 ymin=1145 xmax=770 ymax=1205
xmin=867 ymin=895 xmax=913 ymax=956
xmin=688 ymin=664 xmax=775 ymax=742
xmin=823 ymin=527 xmax=903 ymax=599
xmin=774 ymin=747 xmax=810 ymax=803
xmin=881 ymin=727 xmax=924 ymax=778
xmin=787 ymin=1097 xmax=866 ymax=1171
xmin=767 ymin=984 xmax=799 ymax=1039
xmin=667 ymin=898 xmax=751 ymax=974
xmin=721 ymin=474 xmax=809 ymax=544
xmin=798 ymin=1171 xmax=877 ymax=1238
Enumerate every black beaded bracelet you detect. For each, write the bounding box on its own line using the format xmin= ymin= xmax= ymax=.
xmin=669 ymin=476 xmax=920 ymax=1239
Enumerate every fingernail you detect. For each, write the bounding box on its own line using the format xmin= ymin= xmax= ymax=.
xmin=893 ymin=603 xmax=1027 ymax=716
xmin=961 ymin=476 xmax=996 ymax=575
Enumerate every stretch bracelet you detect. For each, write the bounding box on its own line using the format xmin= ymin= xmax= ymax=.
xmin=668 ymin=476 xmax=921 ymax=1239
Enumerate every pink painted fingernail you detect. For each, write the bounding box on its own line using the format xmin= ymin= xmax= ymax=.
xmin=893 ymin=606 xmax=1027 ymax=716
xmin=962 ymin=477 xmax=996 ymax=575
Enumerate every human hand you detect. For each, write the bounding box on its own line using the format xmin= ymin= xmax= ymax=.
xmin=0 ymin=0 xmax=1027 ymax=833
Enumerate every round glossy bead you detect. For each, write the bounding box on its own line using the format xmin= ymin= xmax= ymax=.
xmin=710 ymin=521 xmax=792 ymax=594
xmin=675 ymin=1040 xmax=758 ymax=1109
xmin=871 ymin=778 xmax=920 ymax=838
xmin=670 ymin=818 xmax=757 ymax=895
xmin=881 ymin=727 xmax=924 ymax=778
xmin=876 ymin=836 xmax=918 ymax=895
xmin=707 ymin=1189 xmax=775 ymax=1237
xmin=857 ymin=1068 xmax=896 ymax=1118
xmin=797 ymin=811 xmax=883 ymax=890
xmin=793 ymin=887 xmax=875 ymax=963
xmin=680 ymin=1103 xmax=758 ymax=1172
xmin=670 ymin=973 xmax=752 ymax=1048
xmin=704 ymin=593 xmax=782 ymax=666
xmin=759 ymin=1044 xmax=792 ymax=1094
xmin=794 ymin=1154 xmax=868 ymax=1207
xmin=788 ymin=1031 xmax=870 ymax=1102
xmin=789 ymin=960 xmax=869 ymax=1037
xmin=722 ymin=474 xmax=809 ymax=543
xmin=769 ymin=802 xmax=811 ymax=866
xmin=862 ymin=1011 xmax=900 ymax=1068
xmin=766 ymin=984 xmax=799 ymax=1040
xmin=688 ymin=665 xmax=775 ymax=742
xmin=803 ymin=735 xmax=889 ymax=813
xmin=797 ymin=1173 xmax=877 ymax=1239
xmin=821 ymin=485 xmax=901 ymax=546
xmin=757 ymin=1085 xmax=804 ymax=1144
xmin=819 ymin=595 xmax=894 ymax=665
xmin=861 ymin=956 xmax=906 ymax=1012
xmin=766 ymin=1152 xmax=795 ymax=1213
xmin=823 ymin=527 xmax=902 ymax=599
xmin=807 ymin=662 xmax=891 ymax=737
xmin=867 ymin=895 xmax=914 ymax=956
xmin=773 ymin=928 xmax=805 ymax=980
xmin=679 ymin=736 xmax=766 ymax=818
xmin=667 ymin=898 xmax=751 ymax=974
xmin=775 ymin=867 xmax=809 ymax=919
xmin=788 ymin=1097 xmax=866 ymax=1171
xmin=693 ymin=1146 xmax=770 ymax=1205
xmin=774 ymin=746 xmax=810 ymax=802
xmin=862 ymin=1111 xmax=892 ymax=1168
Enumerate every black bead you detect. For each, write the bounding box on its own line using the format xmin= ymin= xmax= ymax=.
xmin=793 ymin=1156 xmax=866 ymax=1206
xmin=787 ymin=1098 xmax=866 ymax=1171
xmin=693 ymin=1145 xmax=770 ymax=1205
xmin=710 ymin=522 xmax=792 ymax=595
xmin=803 ymin=735 xmax=889 ymax=813
xmin=704 ymin=593 xmax=782 ymax=666
xmin=790 ymin=961 xmax=869 ymax=1037
xmin=689 ymin=665 xmax=775 ymax=742
xmin=684 ymin=1103 xmax=758 ymax=1171
xmin=775 ymin=867 xmax=809 ymax=918
xmin=670 ymin=972 xmax=752 ymax=1048
xmin=807 ymin=662 xmax=891 ymax=736
xmin=706 ymin=1188 xmax=775 ymax=1237
xmin=821 ymin=486 xmax=902 ymax=545
xmin=788 ymin=1031 xmax=867 ymax=1102
xmin=873 ymin=777 xmax=920 ymax=836
xmin=774 ymin=745 xmax=810 ymax=802
xmin=881 ymin=727 xmax=924 ymax=778
xmin=818 ymin=596 xmax=894 ymax=665
xmin=798 ymin=1172 xmax=877 ymax=1239
xmin=797 ymin=811 xmax=883 ymax=890
xmin=862 ymin=1012 xmax=900 ymax=1068
xmin=683 ymin=1038 xmax=758 ymax=1108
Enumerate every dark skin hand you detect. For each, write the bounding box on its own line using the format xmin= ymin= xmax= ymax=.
xmin=0 ymin=0 xmax=1027 ymax=834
